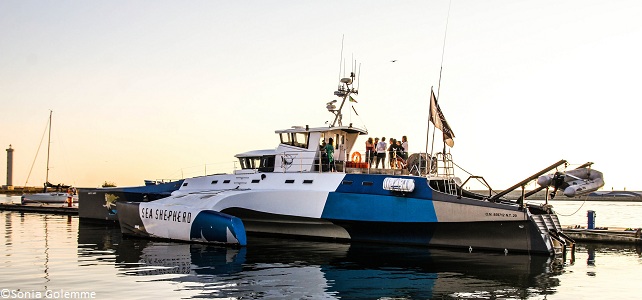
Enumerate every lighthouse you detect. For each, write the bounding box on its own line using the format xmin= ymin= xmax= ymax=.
xmin=6 ymin=145 xmax=13 ymax=189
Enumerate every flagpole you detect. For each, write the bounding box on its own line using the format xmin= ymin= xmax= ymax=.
xmin=425 ymin=88 xmax=432 ymax=176
xmin=430 ymin=89 xmax=437 ymax=160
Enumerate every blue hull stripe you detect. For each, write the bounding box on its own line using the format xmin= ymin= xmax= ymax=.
xmin=322 ymin=193 xmax=437 ymax=222
xmin=322 ymin=174 xmax=437 ymax=222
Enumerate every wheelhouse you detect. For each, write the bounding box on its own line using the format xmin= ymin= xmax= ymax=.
xmin=234 ymin=125 xmax=367 ymax=173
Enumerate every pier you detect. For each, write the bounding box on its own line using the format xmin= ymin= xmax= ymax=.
xmin=563 ymin=228 xmax=642 ymax=245
xmin=0 ymin=202 xmax=78 ymax=215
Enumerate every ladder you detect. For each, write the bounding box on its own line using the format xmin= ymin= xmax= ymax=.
xmin=435 ymin=152 xmax=457 ymax=195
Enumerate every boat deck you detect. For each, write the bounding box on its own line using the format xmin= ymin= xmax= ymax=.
xmin=344 ymin=167 xmax=410 ymax=175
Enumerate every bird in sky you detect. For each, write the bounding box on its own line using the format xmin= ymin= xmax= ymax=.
xmin=391 ymin=60 xmax=397 ymax=62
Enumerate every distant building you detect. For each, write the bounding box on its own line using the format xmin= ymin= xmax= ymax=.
xmin=5 ymin=145 xmax=14 ymax=189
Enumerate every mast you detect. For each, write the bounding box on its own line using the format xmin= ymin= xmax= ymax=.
xmin=44 ymin=110 xmax=52 ymax=192
xmin=437 ymin=0 xmax=452 ymax=155
xmin=330 ymin=71 xmax=357 ymax=127
xmin=425 ymin=0 xmax=452 ymax=175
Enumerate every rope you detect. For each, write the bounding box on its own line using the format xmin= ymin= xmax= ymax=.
xmin=555 ymin=198 xmax=587 ymax=217
xmin=23 ymin=117 xmax=50 ymax=187
xmin=451 ymin=160 xmax=502 ymax=195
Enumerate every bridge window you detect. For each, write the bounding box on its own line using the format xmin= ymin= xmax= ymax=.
xmin=259 ymin=155 xmax=275 ymax=172
xmin=239 ymin=157 xmax=261 ymax=169
xmin=280 ymin=132 xmax=309 ymax=149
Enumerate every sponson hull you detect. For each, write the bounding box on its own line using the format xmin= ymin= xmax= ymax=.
xmin=117 ymin=172 xmax=560 ymax=254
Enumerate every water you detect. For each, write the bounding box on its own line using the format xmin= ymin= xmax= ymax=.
xmin=526 ymin=199 xmax=642 ymax=229
xmin=1 ymin=195 xmax=641 ymax=299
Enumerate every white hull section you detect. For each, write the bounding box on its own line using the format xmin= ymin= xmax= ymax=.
xmin=22 ymin=192 xmax=78 ymax=204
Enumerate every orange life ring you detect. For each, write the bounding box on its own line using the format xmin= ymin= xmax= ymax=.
xmin=351 ymin=151 xmax=362 ymax=164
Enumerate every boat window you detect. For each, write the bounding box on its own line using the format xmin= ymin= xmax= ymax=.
xmin=223 ymin=180 xmax=230 ymax=184
xmin=285 ymin=179 xmax=295 ymax=184
xmin=303 ymin=179 xmax=313 ymax=184
xmin=211 ymin=180 xmax=218 ymax=184
xmin=280 ymin=132 xmax=309 ymax=149
xmin=258 ymin=155 xmax=275 ymax=172
xmin=239 ymin=157 xmax=261 ymax=169
xmin=294 ymin=132 xmax=309 ymax=148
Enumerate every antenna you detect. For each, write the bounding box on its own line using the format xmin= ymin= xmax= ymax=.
xmin=338 ymin=35 xmax=344 ymax=83
xmin=425 ymin=1 xmax=452 ymax=173
xmin=437 ymin=0 xmax=452 ymax=98
xmin=357 ymin=63 xmax=361 ymax=91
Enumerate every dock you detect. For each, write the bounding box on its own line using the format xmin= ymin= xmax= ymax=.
xmin=0 ymin=203 xmax=78 ymax=215
xmin=562 ymin=228 xmax=642 ymax=244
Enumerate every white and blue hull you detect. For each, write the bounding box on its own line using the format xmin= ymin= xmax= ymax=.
xmin=117 ymin=172 xmax=562 ymax=254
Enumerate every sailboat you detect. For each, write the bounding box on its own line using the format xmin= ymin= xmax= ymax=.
xmin=21 ymin=111 xmax=77 ymax=205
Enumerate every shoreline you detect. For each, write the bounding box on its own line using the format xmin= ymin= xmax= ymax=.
xmin=2 ymin=187 xmax=641 ymax=202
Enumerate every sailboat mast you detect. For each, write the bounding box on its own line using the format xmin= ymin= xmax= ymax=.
xmin=45 ymin=110 xmax=52 ymax=192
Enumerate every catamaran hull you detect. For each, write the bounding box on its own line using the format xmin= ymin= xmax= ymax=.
xmin=118 ymin=202 xmax=247 ymax=246
xmin=116 ymin=173 xmax=559 ymax=254
xmin=220 ymin=208 xmax=550 ymax=253
xmin=118 ymin=202 xmax=552 ymax=253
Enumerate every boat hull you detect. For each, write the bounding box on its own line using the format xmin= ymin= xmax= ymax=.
xmin=78 ymin=180 xmax=184 ymax=222
xmin=118 ymin=202 xmax=247 ymax=246
xmin=220 ymin=208 xmax=549 ymax=254
xmin=21 ymin=192 xmax=78 ymax=204
xmin=116 ymin=173 xmax=560 ymax=254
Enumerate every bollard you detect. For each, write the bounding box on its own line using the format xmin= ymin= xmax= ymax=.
xmin=587 ymin=210 xmax=596 ymax=229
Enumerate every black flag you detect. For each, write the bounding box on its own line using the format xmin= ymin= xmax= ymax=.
xmin=429 ymin=89 xmax=455 ymax=147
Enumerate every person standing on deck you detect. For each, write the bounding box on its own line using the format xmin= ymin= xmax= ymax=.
xmin=373 ymin=137 xmax=380 ymax=167
xmin=401 ymin=136 xmax=408 ymax=160
xmin=325 ymin=138 xmax=336 ymax=171
xmin=388 ymin=138 xmax=396 ymax=169
xmin=365 ymin=137 xmax=375 ymax=167
xmin=375 ymin=137 xmax=387 ymax=168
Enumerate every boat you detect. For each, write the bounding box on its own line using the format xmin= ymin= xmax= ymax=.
xmin=537 ymin=164 xmax=604 ymax=197
xmin=78 ymin=179 xmax=184 ymax=222
xmin=21 ymin=190 xmax=77 ymax=204
xmin=21 ymin=111 xmax=78 ymax=205
xmin=116 ymin=69 xmax=598 ymax=254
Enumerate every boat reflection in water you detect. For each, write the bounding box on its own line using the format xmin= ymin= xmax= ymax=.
xmin=78 ymin=221 xmax=562 ymax=299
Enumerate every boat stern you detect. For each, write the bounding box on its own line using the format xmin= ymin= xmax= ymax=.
xmin=527 ymin=204 xmax=574 ymax=256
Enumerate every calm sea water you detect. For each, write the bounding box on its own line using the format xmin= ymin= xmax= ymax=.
xmin=1 ymin=195 xmax=641 ymax=299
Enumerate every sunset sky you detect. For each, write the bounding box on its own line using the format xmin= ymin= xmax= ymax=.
xmin=2 ymin=0 xmax=641 ymax=190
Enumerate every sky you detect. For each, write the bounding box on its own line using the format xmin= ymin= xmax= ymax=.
xmin=1 ymin=0 xmax=641 ymax=190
